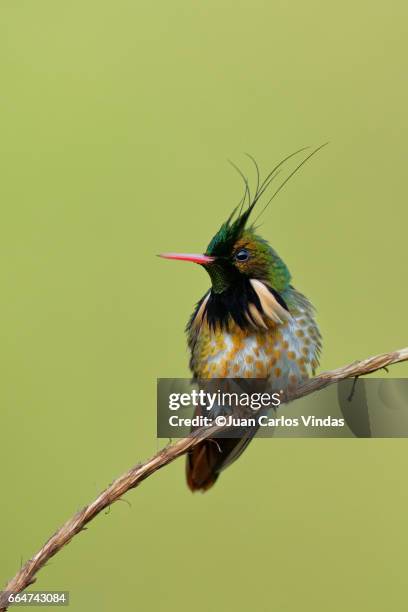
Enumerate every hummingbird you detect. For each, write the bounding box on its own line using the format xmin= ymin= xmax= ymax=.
xmin=160 ymin=147 xmax=323 ymax=491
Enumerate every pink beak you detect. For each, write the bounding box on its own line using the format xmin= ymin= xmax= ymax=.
xmin=159 ymin=252 xmax=215 ymax=265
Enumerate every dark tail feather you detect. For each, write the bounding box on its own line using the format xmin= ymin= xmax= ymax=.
xmin=186 ymin=435 xmax=254 ymax=492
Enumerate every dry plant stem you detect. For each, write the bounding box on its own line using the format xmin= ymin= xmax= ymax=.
xmin=1 ymin=346 xmax=408 ymax=611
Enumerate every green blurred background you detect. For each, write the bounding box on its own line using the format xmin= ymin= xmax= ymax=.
xmin=1 ymin=1 xmax=407 ymax=610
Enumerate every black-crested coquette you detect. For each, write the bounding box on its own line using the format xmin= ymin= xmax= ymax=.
xmin=160 ymin=146 xmax=325 ymax=491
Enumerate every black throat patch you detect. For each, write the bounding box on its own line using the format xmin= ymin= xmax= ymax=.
xmin=188 ymin=277 xmax=289 ymax=332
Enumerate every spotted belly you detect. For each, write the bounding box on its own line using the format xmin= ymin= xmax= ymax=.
xmin=190 ymin=314 xmax=320 ymax=391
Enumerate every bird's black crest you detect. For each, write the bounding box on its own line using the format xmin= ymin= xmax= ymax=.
xmin=205 ymin=144 xmax=328 ymax=258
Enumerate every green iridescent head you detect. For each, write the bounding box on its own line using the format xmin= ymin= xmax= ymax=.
xmin=203 ymin=202 xmax=291 ymax=294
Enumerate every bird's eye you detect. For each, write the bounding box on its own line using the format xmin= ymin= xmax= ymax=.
xmin=235 ymin=249 xmax=249 ymax=262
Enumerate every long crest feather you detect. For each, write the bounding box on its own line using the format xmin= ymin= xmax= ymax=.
xmin=252 ymin=142 xmax=329 ymax=225
xmin=206 ymin=144 xmax=328 ymax=256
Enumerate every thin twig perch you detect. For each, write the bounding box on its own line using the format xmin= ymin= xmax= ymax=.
xmin=1 ymin=346 xmax=408 ymax=611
